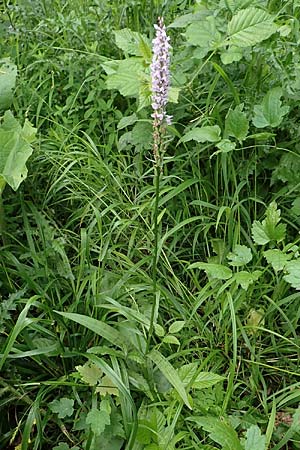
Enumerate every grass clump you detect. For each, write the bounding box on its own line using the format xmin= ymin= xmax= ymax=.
xmin=1 ymin=1 xmax=300 ymax=449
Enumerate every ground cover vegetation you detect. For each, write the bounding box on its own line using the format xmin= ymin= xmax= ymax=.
xmin=1 ymin=0 xmax=300 ymax=448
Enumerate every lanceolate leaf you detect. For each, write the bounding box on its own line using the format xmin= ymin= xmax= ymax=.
xmin=228 ymin=7 xmax=277 ymax=48
xmin=148 ymin=349 xmax=192 ymax=409
xmin=188 ymin=262 xmax=232 ymax=280
xmin=0 ymin=111 xmax=36 ymax=192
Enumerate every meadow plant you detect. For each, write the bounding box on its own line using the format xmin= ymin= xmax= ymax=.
xmin=147 ymin=17 xmax=171 ymax=351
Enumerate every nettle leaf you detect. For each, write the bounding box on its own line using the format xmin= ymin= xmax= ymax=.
xmin=86 ymin=404 xmax=111 ymax=436
xmin=49 ymin=398 xmax=74 ymax=419
xmin=105 ymin=58 xmax=145 ymax=97
xmin=252 ymin=87 xmax=289 ymax=128
xmin=0 ymin=58 xmax=17 ymax=110
xmin=192 ymin=372 xmax=225 ymax=390
xmin=228 ymin=7 xmax=277 ymax=48
xmin=188 ymin=262 xmax=232 ymax=280
xmin=184 ymin=16 xmax=222 ymax=57
xmin=245 ymin=425 xmax=266 ymax=450
xmin=225 ymin=104 xmax=249 ymax=142
xmin=234 ymin=270 xmax=262 ymax=291
xmin=227 ymin=245 xmax=252 ymax=267
xmin=189 ymin=416 xmax=243 ymax=450
xmin=76 ymin=362 xmax=103 ymax=386
xmin=263 ymin=249 xmax=292 ymax=272
xmin=113 ymin=29 xmax=151 ymax=60
xmin=283 ymin=260 xmax=300 ymax=290
xmin=0 ymin=111 xmax=36 ymax=192
xmin=251 ymin=202 xmax=286 ymax=245
xmin=181 ymin=125 xmax=221 ymax=143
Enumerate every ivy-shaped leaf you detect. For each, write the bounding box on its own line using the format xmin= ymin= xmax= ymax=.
xmin=86 ymin=402 xmax=111 ymax=436
xmin=227 ymin=245 xmax=252 ymax=267
xmin=283 ymin=260 xmax=300 ymax=290
xmin=188 ymin=262 xmax=232 ymax=280
xmin=76 ymin=362 xmax=103 ymax=386
xmin=252 ymin=87 xmax=289 ymax=128
xmin=49 ymin=398 xmax=74 ymax=419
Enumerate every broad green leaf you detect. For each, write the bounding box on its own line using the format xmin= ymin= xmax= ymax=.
xmin=263 ymin=249 xmax=292 ymax=272
xmin=245 ymin=425 xmax=266 ymax=450
xmin=188 ymin=262 xmax=232 ymax=280
xmin=221 ymin=46 xmax=243 ymax=64
xmin=162 ymin=335 xmax=180 ymax=346
xmin=246 ymin=308 xmax=265 ymax=333
xmin=184 ymin=16 xmax=222 ymax=57
xmin=169 ymin=11 xmax=206 ymax=28
xmin=55 ymin=311 xmax=126 ymax=350
xmin=0 ymin=58 xmax=17 ymax=110
xmin=283 ymin=260 xmax=300 ymax=290
xmin=227 ymin=245 xmax=252 ymax=267
xmin=49 ymin=398 xmax=74 ymax=419
xmin=225 ymin=104 xmax=249 ymax=141
xmin=114 ymin=29 xmax=151 ymax=60
xmin=53 ymin=444 xmax=71 ymax=450
xmin=76 ymin=362 xmax=103 ymax=386
xmin=251 ymin=202 xmax=286 ymax=245
xmin=188 ymin=416 xmax=243 ymax=450
xmin=105 ymin=58 xmax=145 ymax=97
xmin=228 ymin=7 xmax=277 ymax=47
xmin=168 ymin=321 xmax=185 ymax=334
xmin=117 ymin=113 xmax=138 ymax=130
xmin=148 ymin=349 xmax=192 ymax=409
xmin=181 ymin=125 xmax=221 ymax=143
xmin=96 ymin=375 xmax=119 ymax=396
xmin=178 ymin=363 xmax=199 ymax=387
xmin=211 ymin=139 xmax=236 ymax=157
xmin=234 ymin=270 xmax=262 ymax=290
xmin=192 ymin=372 xmax=225 ymax=390
xmin=86 ymin=406 xmax=110 ymax=436
xmin=252 ymin=88 xmax=289 ymax=128
xmin=0 ymin=111 xmax=36 ymax=192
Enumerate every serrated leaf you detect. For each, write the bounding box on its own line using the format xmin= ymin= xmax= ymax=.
xmin=184 ymin=16 xmax=222 ymax=57
xmin=188 ymin=416 xmax=243 ymax=450
xmin=251 ymin=221 xmax=270 ymax=245
xmin=105 ymin=58 xmax=145 ymax=97
xmin=96 ymin=375 xmax=119 ymax=396
xmin=76 ymin=362 xmax=103 ymax=386
xmin=227 ymin=245 xmax=252 ymax=267
xmin=228 ymin=7 xmax=277 ymax=48
xmin=251 ymin=202 xmax=286 ymax=245
xmin=168 ymin=321 xmax=185 ymax=334
xmin=117 ymin=113 xmax=138 ymax=130
xmin=221 ymin=46 xmax=243 ymax=64
xmin=225 ymin=104 xmax=249 ymax=141
xmin=114 ymin=29 xmax=151 ymax=58
xmin=193 ymin=372 xmax=225 ymax=390
xmin=252 ymin=87 xmax=289 ymax=128
xmin=162 ymin=335 xmax=180 ymax=345
xmin=234 ymin=270 xmax=262 ymax=290
xmin=148 ymin=349 xmax=192 ymax=409
xmin=245 ymin=425 xmax=266 ymax=450
xmin=0 ymin=111 xmax=36 ymax=192
xmin=283 ymin=260 xmax=300 ymax=290
xmin=188 ymin=262 xmax=232 ymax=280
xmin=263 ymin=249 xmax=291 ymax=272
xmin=181 ymin=125 xmax=221 ymax=143
xmin=49 ymin=398 xmax=74 ymax=419
xmin=86 ymin=407 xmax=110 ymax=436
xmin=0 ymin=58 xmax=17 ymax=110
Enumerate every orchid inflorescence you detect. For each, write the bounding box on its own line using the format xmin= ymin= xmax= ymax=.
xmin=150 ymin=16 xmax=172 ymax=163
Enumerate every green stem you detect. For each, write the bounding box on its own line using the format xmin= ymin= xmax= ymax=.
xmin=0 ymin=194 xmax=7 ymax=246
xmin=146 ymin=161 xmax=161 ymax=354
